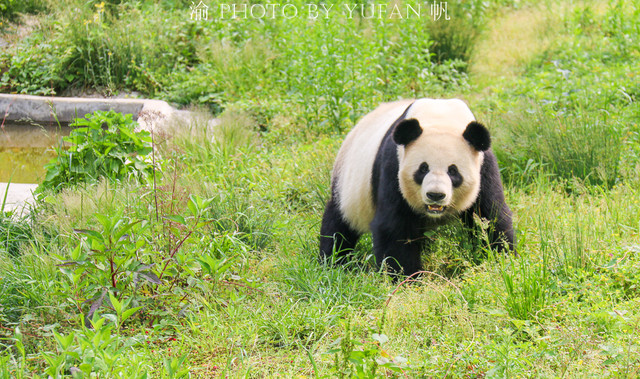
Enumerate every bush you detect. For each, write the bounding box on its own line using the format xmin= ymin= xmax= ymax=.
xmin=40 ymin=110 xmax=155 ymax=193
xmin=0 ymin=0 xmax=46 ymax=23
xmin=0 ymin=34 xmax=59 ymax=95
xmin=427 ymin=0 xmax=487 ymax=63
xmin=2 ymin=0 xmax=485 ymax=131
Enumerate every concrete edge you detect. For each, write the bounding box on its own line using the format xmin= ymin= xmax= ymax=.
xmin=0 ymin=93 xmax=176 ymax=130
xmin=0 ymin=182 xmax=38 ymax=215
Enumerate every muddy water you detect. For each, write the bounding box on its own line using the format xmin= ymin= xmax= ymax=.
xmin=0 ymin=122 xmax=71 ymax=184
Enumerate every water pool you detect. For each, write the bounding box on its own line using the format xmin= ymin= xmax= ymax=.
xmin=0 ymin=122 xmax=70 ymax=184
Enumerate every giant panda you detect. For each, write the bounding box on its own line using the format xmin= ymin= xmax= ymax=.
xmin=320 ymin=98 xmax=515 ymax=275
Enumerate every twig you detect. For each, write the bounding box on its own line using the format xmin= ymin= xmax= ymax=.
xmin=220 ymin=280 xmax=265 ymax=294
xmin=0 ymin=324 xmax=39 ymax=339
xmin=158 ymin=228 xmax=194 ymax=281
xmin=151 ymin=127 xmax=159 ymax=223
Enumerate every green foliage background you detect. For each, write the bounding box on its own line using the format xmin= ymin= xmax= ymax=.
xmin=1 ymin=0 xmax=640 ymax=377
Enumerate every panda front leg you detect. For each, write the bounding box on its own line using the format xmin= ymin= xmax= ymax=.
xmin=465 ymin=150 xmax=516 ymax=252
xmin=370 ymin=208 xmax=425 ymax=276
xmin=320 ymin=197 xmax=361 ymax=263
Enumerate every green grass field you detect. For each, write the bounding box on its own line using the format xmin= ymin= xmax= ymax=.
xmin=1 ymin=0 xmax=640 ymax=377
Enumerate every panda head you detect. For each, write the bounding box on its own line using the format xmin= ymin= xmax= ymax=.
xmin=393 ymin=117 xmax=490 ymax=218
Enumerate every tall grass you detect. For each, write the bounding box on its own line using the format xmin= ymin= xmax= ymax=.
xmin=1 ymin=0 xmax=482 ymax=128
xmin=0 ymin=248 xmax=59 ymax=324
xmin=2 ymin=0 xmax=640 ymax=376
xmin=0 ymin=215 xmax=35 ymax=257
xmin=493 ymin=107 xmax=627 ymax=189
xmin=470 ymin=1 xmax=576 ymax=85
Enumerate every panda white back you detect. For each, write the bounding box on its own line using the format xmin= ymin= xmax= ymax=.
xmin=333 ymin=99 xmax=414 ymax=233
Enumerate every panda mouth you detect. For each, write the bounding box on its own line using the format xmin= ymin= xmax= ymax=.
xmin=426 ymin=204 xmax=447 ymax=215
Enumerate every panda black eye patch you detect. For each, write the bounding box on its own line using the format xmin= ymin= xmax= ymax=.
xmin=448 ymin=164 xmax=463 ymax=188
xmin=413 ymin=163 xmax=429 ymax=184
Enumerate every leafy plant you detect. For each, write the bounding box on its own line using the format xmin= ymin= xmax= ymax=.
xmin=325 ymin=320 xmax=410 ymax=378
xmin=40 ymin=110 xmax=155 ymax=193
xmin=0 ymin=38 xmax=58 ymax=95
xmin=56 ymin=210 xmax=151 ymax=319
xmin=42 ymin=316 xmax=151 ymax=378
xmin=53 ymin=194 xmax=233 ymax=323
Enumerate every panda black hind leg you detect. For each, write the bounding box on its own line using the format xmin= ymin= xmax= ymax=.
xmin=463 ymin=149 xmax=516 ymax=252
xmin=319 ymin=196 xmax=361 ymax=263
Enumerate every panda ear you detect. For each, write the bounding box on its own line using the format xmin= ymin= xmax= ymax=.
xmin=393 ymin=118 xmax=422 ymax=146
xmin=463 ymin=121 xmax=491 ymax=151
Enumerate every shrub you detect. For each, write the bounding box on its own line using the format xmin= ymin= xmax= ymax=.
xmin=0 ymin=0 xmax=46 ymax=23
xmin=0 ymin=34 xmax=59 ymax=95
xmin=40 ymin=110 xmax=155 ymax=193
xmin=427 ymin=0 xmax=486 ymax=63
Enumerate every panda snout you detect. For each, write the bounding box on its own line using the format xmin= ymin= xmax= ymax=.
xmin=426 ymin=192 xmax=446 ymax=202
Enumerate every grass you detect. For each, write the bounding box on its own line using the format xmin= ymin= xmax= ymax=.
xmin=1 ymin=0 xmax=640 ymax=377
xmin=469 ymin=0 xmax=565 ymax=88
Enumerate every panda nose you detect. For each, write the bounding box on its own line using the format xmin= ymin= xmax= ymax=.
xmin=427 ymin=192 xmax=446 ymax=202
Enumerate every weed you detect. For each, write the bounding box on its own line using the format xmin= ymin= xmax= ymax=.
xmin=54 ymin=194 xmax=218 ymax=322
xmin=0 ymin=213 xmax=35 ymax=257
xmin=0 ymin=0 xmax=46 ymax=24
xmin=0 ymin=34 xmax=57 ymax=95
xmin=40 ymin=315 xmax=152 ymax=377
xmin=280 ymin=250 xmax=385 ymax=309
xmin=40 ymin=110 xmax=155 ymax=193
xmin=1 ymin=0 xmax=640 ymax=376
xmin=325 ymin=319 xmax=410 ymax=378
xmin=497 ymin=252 xmax=549 ymax=320
xmin=0 ymin=248 xmax=58 ymax=323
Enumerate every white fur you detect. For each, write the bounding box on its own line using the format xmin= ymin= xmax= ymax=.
xmin=333 ymin=98 xmax=483 ymax=233
xmin=333 ymin=99 xmax=413 ymax=233
xmin=398 ymin=133 xmax=483 ymax=217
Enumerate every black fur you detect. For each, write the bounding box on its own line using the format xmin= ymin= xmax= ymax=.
xmin=413 ymin=163 xmax=429 ymax=184
xmin=320 ymin=107 xmax=515 ymax=276
xmin=462 ymin=150 xmax=515 ymax=252
xmin=392 ymin=118 xmax=422 ymax=146
xmin=463 ymin=121 xmax=491 ymax=151
xmin=448 ymin=165 xmax=463 ymax=188
xmin=370 ymin=115 xmax=428 ymax=275
xmin=319 ymin=181 xmax=361 ymax=261
xmin=372 ymin=104 xmax=414 ymax=204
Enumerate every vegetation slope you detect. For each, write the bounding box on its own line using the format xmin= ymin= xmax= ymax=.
xmin=1 ymin=0 xmax=639 ymax=377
